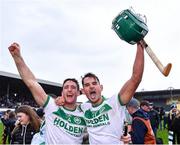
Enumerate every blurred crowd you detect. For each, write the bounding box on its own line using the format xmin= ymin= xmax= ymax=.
xmin=0 ymin=94 xmax=38 ymax=109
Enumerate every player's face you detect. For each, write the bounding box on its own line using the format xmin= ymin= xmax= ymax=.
xmin=82 ymin=77 xmax=103 ymax=105
xmin=62 ymin=80 xmax=79 ymax=105
xmin=16 ymin=112 xmax=30 ymax=125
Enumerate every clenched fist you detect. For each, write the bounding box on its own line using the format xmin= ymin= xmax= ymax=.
xmin=8 ymin=42 xmax=21 ymax=57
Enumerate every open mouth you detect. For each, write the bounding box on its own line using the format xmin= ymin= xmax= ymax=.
xmin=67 ymin=95 xmax=73 ymax=98
xmin=89 ymin=91 xmax=96 ymax=99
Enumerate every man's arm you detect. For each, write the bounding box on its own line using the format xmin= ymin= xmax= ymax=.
xmin=8 ymin=42 xmax=47 ymax=106
xmin=119 ymin=41 xmax=144 ymax=105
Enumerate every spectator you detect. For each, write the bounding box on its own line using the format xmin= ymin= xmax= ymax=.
xmin=163 ymin=112 xmax=168 ymax=129
xmin=171 ymin=109 xmax=180 ymax=144
xmin=1 ymin=109 xmax=11 ymax=144
xmin=158 ymin=107 xmax=165 ymax=130
xmin=140 ymin=100 xmax=150 ymax=113
xmin=3 ymin=111 xmax=16 ymax=143
xmin=140 ymin=101 xmax=160 ymax=137
xmin=168 ymin=103 xmax=178 ymax=144
xmin=148 ymin=102 xmax=160 ymax=137
xmin=126 ymin=98 xmax=156 ymax=144
xmin=11 ymin=105 xmax=41 ymax=144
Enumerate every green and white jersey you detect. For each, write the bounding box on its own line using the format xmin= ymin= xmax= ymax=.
xmin=43 ymin=96 xmax=86 ymax=144
xmin=80 ymin=94 xmax=126 ymax=144
xmin=31 ymin=120 xmax=45 ymax=145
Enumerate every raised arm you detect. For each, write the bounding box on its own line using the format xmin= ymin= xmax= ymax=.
xmin=119 ymin=41 xmax=145 ymax=104
xmin=8 ymin=42 xmax=47 ymax=106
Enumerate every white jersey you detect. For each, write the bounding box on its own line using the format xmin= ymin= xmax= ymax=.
xmin=80 ymin=94 xmax=126 ymax=144
xmin=43 ymin=96 xmax=86 ymax=144
xmin=31 ymin=120 xmax=45 ymax=145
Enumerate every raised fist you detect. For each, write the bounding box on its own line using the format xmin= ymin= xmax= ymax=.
xmin=8 ymin=42 xmax=21 ymax=57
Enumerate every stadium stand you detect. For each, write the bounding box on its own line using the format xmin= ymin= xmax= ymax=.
xmin=134 ymin=89 xmax=180 ymax=111
xmin=0 ymin=71 xmax=62 ymax=108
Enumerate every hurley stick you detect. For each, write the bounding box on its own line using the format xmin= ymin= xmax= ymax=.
xmin=142 ymin=39 xmax=172 ymax=77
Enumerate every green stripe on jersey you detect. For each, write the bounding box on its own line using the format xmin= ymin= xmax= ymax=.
xmin=43 ymin=95 xmax=50 ymax=108
xmin=53 ymin=108 xmax=86 ymax=126
xmin=118 ymin=94 xmax=126 ymax=106
xmin=84 ymin=103 xmax=112 ymax=119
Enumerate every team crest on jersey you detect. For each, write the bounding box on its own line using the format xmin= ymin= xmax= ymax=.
xmin=74 ymin=117 xmax=81 ymax=124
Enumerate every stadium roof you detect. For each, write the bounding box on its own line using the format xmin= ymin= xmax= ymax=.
xmin=0 ymin=71 xmax=62 ymax=87
xmin=134 ymin=88 xmax=180 ymax=100
xmin=0 ymin=71 xmax=62 ymax=97
xmin=135 ymin=89 xmax=180 ymax=97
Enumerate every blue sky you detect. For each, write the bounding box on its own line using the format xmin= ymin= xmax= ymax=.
xmin=0 ymin=0 xmax=179 ymax=102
